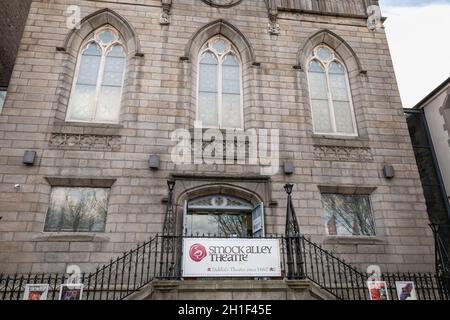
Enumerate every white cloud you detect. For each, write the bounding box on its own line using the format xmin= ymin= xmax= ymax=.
xmin=382 ymin=4 xmax=450 ymax=108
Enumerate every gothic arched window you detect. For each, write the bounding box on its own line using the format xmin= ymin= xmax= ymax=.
xmin=307 ymin=45 xmax=357 ymax=136
xmin=66 ymin=27 xmax=126 ymax=123
xmin=197 ymin=36 xmax=243 ymax=129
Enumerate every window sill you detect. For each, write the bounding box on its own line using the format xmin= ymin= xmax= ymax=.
xmin=312 ymin=134 xmax=371 ymax=150
xmin=52 ymin=121 xmax=123 ymax=136
xmin=312 ymin=133 xmax=361 ymax=139
xmin=58 ymin=121 xmax=123 ymax=128
xmin=33 ymin=233 xmax=110 ymax=242
xmin=323 ymin=236 xmax=386 ymax=246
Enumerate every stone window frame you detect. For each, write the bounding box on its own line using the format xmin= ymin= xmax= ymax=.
xmin=196 ymin=36 xmax=244 ymax=130
xmin=170 ymin=174 xmax=274 ymax=235
xmin=41 ymin=177 xmax=116 ymax=236
xmin=306 ymin=44 xmax=359 ymax=137
xmin=182 ymin=19 xmax=257 ymax=131
xmin=66 ymin=27 xmax=127 ymax=124
xmin=298 ymin=29 xmax=369 ymax=139
xmin=54 ymin=9 xmax=142 ymax=127
xmin=317 ymin=185 xmax=385 ymax=245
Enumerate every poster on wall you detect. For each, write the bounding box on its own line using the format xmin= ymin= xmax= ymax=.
xmin=395 ymin=281 xmax=418 ymax=300
xmin=23 ymin=284 xmax=49 ymax=300
xmin=59 ymin=284 xmax=84 ymax=300
xmin=367 ymin=281 xmax=389 ymax=300
xmin=182 ymin=238 xmax=281 ymax=277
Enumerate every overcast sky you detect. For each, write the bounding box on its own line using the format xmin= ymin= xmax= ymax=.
xmin=379 ymin=0 xmax=450 ymax=108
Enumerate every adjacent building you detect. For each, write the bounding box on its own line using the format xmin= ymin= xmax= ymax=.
xmin=406 ymin=77 xmax=450 ymax=266
xmin=413 ymin=77 xmax=450 ymax=204
xmin=0 ymin=0 xmax=32 ymax=112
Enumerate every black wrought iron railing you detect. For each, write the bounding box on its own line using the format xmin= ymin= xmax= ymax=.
xmin=1 ymin=234 xmax=448 ymax=300
xmin=431 ymin=224 xmax=450 ymax=274
xmin=300 ymin=235 xmax=367 ymax=299
xmin=0 ymin=235 xmax=161 ymax=301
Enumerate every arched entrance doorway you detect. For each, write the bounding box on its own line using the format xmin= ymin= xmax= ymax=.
xmin=183 ymin=194 xmax=265 ymax=238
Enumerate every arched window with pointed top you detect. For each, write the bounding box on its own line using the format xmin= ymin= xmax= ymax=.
xmin=307 ymin=45 xmax=358 ymax=136
xmin=66 ymin=27 xmax=126 ymax=124
xmin=196 ymin=36 xmax=243 ymax=129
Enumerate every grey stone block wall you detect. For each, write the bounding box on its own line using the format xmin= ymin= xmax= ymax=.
xmin=0 ymin=0 xmax=435 ymax=274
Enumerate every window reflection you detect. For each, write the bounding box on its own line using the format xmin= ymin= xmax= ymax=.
xmin=44 ymin=187 xmax=110 ymax=232
xmin=322 ymin=194 xmax=375 ymax=236
xmin=186 ymin=213 xmax=252 ymax=237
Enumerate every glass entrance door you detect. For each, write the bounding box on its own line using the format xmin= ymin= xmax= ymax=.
xmin=185 ymin=212 xmax=252 ymax=237
xmin=184 ymin=195 xmax=263 ymax=237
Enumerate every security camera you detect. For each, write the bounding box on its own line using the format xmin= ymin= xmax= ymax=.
xmin=14 ymin=184 xmax=21 ymax=190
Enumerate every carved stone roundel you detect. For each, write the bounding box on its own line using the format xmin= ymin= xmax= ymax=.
xmin=201 ymin=0 xmax=243 ymax=8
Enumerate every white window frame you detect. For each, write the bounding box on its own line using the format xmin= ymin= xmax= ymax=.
xmin=66 ymin=27 xmax=127 ymax=124
xmin=306 ymin=45 xmax=358 ymax=137
xmin=195 ymin=36 xmax=244 ymax=130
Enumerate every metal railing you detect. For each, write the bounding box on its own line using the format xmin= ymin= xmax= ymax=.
xmin=300 ymin=235 xmax=368 ymax=299
xmin=0 ymin=235 xmax=160 ymax=301
xmin=1 ymin=234 xmax=448 ymax=300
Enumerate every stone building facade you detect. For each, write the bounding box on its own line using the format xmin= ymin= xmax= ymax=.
xmin=0 ymin=0 xmax=435 ymax=275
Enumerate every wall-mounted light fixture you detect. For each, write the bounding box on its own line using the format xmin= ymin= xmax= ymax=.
xmin=149 ymin=155 xmax=160 ymax=170
xmin=283 ymin=161 xmax=294 ymax=175
xmin=23 ymin=151 xmax=37 ymax=166
xmin=383 ymin=165 xmax=395 ymax=179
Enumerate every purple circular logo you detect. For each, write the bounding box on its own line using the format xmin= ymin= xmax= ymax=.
xmin=189 ymin=243 xmax=207 ymax=262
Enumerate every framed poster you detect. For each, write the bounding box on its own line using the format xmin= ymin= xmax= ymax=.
xmin=367 ymin=281 xmax=389 ymax=300
xmin=395 ymin=281 xmax=418 ymax=300
xmin=59 ymin=284 xmax=83 ymax=300
xmin=23 ymin=284 xmax=49 ymax=300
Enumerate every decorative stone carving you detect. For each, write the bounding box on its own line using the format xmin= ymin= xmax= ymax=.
xmin=366 ymin=4 xmax=383 ymax=31
xmin=267 ymin=0 xmax=280 ymax=35
xmin=314 ymin=145 xmax=374 ymax=162
xmin=201 ymin=0 xmax=243 ymax=7
xmin=50 ymin=133 xmax=122 ymax=151
xmin=160 ymin=0 xmax=172 ymax=25
xmin=189 ymin=195 xmax=253 ymax=210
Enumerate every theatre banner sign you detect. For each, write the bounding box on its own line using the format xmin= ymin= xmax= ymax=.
xmin=182 ymin=238 xmax=281 ymax=277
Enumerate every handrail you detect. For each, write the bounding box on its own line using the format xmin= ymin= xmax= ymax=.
xmin=0 ymin=234 xmax=448 ymax=300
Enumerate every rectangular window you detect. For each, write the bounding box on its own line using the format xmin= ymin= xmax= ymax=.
xmin=0 ymin=87 xmax=6 ymax=113
xmin=321 ymin=193 xmax=375 ymax=236
xmin=44 ymin=187 xmax=110 ymax=232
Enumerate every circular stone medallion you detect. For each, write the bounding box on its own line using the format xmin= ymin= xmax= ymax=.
xmin=201 ymin=0 xmax=243 ymax=8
